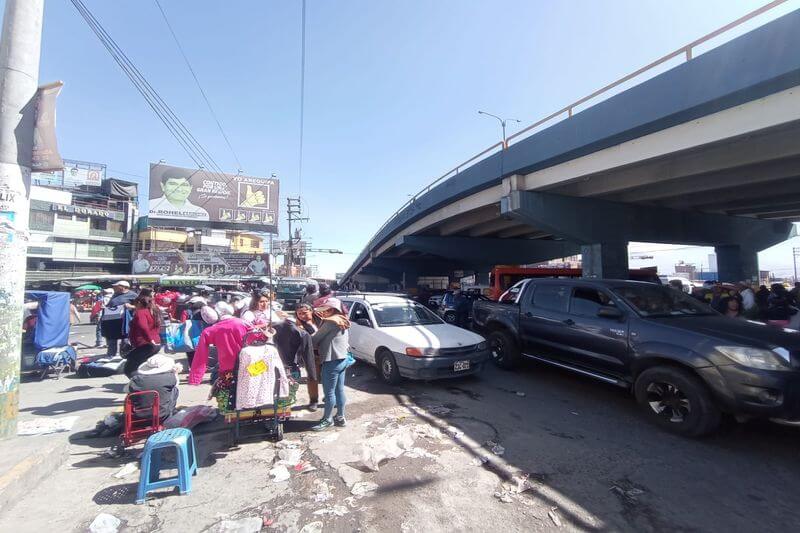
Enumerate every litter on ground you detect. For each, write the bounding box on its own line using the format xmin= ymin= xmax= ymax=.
xmin=549 ymin=508 xmax=563 ymax=527
xmin=89 ymin=513 xmax=121 ymax=533
xmin=212 ymin=517 xmax=263 ymax=533
xmin=112 ymin=462 xmax=139 ymax=479
xmin=299 ymin=521 xmax=324 ymax=533
xmin=269 ymin=464 xmax=291 ymax=483
xmin=351 ymin=481 xmax=379 ymax=497
xmin=494 ymin=491 xmax=514 ymax=504
xmin=17 ymin=416 xmax=79 ymax=436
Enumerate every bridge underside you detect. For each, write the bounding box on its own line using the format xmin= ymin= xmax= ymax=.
xmin=356 ymin=118 xmax=799 ymax=287
xmin=345 ymin=12 xmax=800 ymax=289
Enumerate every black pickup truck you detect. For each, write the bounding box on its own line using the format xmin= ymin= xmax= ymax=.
xmin=472 ymin=278 xmax=800 ymax=436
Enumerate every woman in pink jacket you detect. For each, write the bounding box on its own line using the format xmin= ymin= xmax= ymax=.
xmin=189 ymin=302 xmax=249 ymax=411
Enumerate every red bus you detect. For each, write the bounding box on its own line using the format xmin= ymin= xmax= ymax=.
xmin=487 ymin=266 xmax=660 ymax=300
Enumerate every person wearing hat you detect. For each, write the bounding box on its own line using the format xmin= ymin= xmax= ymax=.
xmin=312 ymin=283 xmax=333 ymax=308
xmin=129 ymin=354 xmax=181 ymax=421
xmin=310 ymin=298 xmax=351 ymax=431
xmin=124 ymin=295 xmax=163 ymax=377
xmin=100 ymin=280 xmax=138 ymax=357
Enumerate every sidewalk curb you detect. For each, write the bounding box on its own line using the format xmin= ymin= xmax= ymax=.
xmin=0 ymin=439 xmax=70 ymax=517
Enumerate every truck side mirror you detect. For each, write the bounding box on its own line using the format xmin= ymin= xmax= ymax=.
xmin=597 ymin=307 xmax=623 ymax=320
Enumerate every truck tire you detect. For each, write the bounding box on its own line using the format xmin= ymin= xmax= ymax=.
xmin=377 ymin=349 xmax=402 ymax=385
xmin=488 ymin=330 xmax=520 ymax=370
xmin=634 ymin=366 xmax=721 ymax=437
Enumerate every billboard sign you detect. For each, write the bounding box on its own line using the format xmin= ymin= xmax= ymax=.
xmin=132 ymin=250 xmax=270 ymax=277
xmin=31 ymin=159 xmax=106 ymax=188
xmin=148 ymin=163 xmax=278 ymax=233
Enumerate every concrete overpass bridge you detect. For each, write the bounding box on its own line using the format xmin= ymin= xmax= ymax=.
xmin=342 ymin=6 xmax=800 ymax=289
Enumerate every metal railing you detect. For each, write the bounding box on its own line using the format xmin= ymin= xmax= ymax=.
xmin=354 ymin=0 xmax=789 ymax=264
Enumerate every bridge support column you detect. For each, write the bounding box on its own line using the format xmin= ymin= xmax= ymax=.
xmin=581 ymin=242 xmax=629 ymax=279
xmin=715 ymin=245 xmax=759 ymax=283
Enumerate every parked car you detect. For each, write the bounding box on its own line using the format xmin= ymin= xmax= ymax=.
xmin=437 ymin=290 xmax=489 ymax=325
xmin=428 ymin=294 xmax=444 ymax=309
xmin=472 ymin=278 xmax=800 ymax=437
xmin=339 ymin=294 xmax=490 ymax=384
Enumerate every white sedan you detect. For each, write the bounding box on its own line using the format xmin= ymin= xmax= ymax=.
xmin=340 ymin=295 xmax=490 ymax=384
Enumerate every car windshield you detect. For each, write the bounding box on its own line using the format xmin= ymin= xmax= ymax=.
xmin=277 ymin=283 xmax=306 ymax=293
xmin=612 ymin=284 xmax=717 ymax=317
xmin=372 ymin=303 xmax=443 ymax=327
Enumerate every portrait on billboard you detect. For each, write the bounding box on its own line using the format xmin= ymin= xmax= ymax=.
xmin=148 ymin=163 xmax=279 ymax=232
xmin=149 ymin=167 xmax=211 ymax=222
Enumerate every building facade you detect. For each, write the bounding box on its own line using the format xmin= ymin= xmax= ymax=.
xmin=135 ymin=218 xmax=264 ymax=255
xmin=26 ymin=179 xmax=139 ymax=280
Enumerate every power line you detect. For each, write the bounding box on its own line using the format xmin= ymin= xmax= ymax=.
xmin=297 ymin=0 xmax=307 ymax=199
xmin=69 ymin=0 xmax=244 ymax=216
xmin=153 ymin=0 xmax=243 ymax=171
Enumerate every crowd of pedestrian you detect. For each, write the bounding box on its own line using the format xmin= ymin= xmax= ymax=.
xmin=682 ymin=280 xmax=800 ymax=326
xmin=91 ymin=280 xmax=352 ymax=432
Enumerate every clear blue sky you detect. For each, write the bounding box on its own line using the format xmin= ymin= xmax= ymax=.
xmin=15 ymin=0 xmax=800 ymax=278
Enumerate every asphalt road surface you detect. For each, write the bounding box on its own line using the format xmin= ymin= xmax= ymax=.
xmin=8 ymin=320 xmax=797 ymax=531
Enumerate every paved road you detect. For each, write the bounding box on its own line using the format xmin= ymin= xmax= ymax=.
xmin=4 ymin=323 xmax=799 ymax=531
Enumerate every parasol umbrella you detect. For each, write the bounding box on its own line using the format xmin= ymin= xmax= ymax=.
xmin=75 ymin=284 xmax=102 ymax=291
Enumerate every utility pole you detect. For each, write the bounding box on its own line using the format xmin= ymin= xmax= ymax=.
xmin=0 ymin=0 xmax=45 ymax=440
xmin=793 ymin=247 xmax=799 ymax=283
xmin=286 ymin=197 xmax=308 ymax=275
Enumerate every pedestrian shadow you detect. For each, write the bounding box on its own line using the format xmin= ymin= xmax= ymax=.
xmin=59 ymin=385 xmax=94 ymax=393
xmin=102 ymin=382 xmax=127 ymax=394
xmin=20 ymin=397 xmax=121 ymax=416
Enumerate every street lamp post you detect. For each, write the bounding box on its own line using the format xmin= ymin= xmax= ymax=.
xmin=793 ymin=247 xmax=800 ymax=283
xmin=478 ymin=110 xmax=521 ymax=149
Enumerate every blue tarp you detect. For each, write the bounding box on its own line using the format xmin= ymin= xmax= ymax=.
xmin=25 ymin=291 xmax=70 ymax=350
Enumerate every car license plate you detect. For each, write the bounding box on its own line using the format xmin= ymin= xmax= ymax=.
xmin=454 ymin=360 xmax=470 ymax=372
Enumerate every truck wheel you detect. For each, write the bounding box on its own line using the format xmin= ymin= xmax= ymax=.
xmin=377 ymin=349 xmax=402 ymax=385
xmin=443 ymin=312 xmax=456 ymax=324
xmin=634 ymin=366 xmax=721 ymax=437
xmin=488 ymin=330 xmax=520 ymax=370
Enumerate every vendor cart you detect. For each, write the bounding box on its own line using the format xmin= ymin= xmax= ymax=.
xmin=214 ymin=330 xmax=297 ymax=445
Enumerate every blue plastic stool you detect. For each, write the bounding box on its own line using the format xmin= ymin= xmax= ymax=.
xmin=136 ymin=428 xmax=198 ymax=504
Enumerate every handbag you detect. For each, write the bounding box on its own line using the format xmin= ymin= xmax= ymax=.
xmin=344 ymin=350 xmax=356 ymax=368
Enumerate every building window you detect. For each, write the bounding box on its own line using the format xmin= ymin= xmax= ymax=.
xmin=75 ymin=215 xmax=89 ymax=223
xmin=91 ymin=218 xmax=108 ymax=231
xmin=107 ymin=220 xmax=123 ymax=233
xmin=29 ymin=211 xmax=54 ymax=231
xmin=239 ymin=239 xmax=244 ymax=246
xmin=56 ymin=213 xmax=73 ymax=221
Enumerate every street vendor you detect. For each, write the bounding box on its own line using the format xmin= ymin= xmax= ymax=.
xmin=188 ymin=302 xmax=248 ymax=410
xmin=129 ymin=354 xmax=181 ymax=421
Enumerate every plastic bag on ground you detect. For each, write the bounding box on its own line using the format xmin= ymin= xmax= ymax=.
xmin=358 ymin=427 xmax=415 ymax=471
xmin=269 ymin=464 xmax=290 ymax=483
xmin=163 ymin=405 xmax=218 ymax=429
xmin=89 ymin=513 xmax=121 ymax=533
xmin=213 ymin=517 xmax=263 ymax=533
xmin=277 ymin=448 xmax=304 ymax=466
